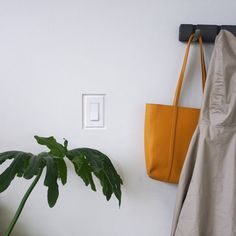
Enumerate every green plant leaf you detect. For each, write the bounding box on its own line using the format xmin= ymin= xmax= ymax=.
xmin=71 ymin=154 xmax=96 ymax=191
xmin=55 ymin=159 xmax=67 ymax=185
xmin=94 ymin=171 xmax=113 ymax=201
xmin=0 ymin=151 xmax=31 ymax=165
xmin=41 ymin=153 xmax=59 ymax=208
xmin=63 ymin=139 xmax=68 ymax=149
xmin=34 ymin=136 xmax=66 ymax=158
xmin=67 ymin=148 xmax=123 ymax=206
xmin=24 ymin=155 xmax=45 ymax=179
xmin=0 ymin=152 xmax=32 ymax=192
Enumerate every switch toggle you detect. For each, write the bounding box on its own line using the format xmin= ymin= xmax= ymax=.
xmin=82 ymin=94 xmax=105 ymax=129
xmin=90 ymin=103 xmax=99 ymax=121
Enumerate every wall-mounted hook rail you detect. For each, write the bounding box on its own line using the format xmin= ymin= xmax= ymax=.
xmin=179 ymin=24 xmax=236 ymax=43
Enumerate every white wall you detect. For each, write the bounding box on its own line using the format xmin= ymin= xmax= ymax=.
xmin=0 ymin=1 xmax=235 ymax=236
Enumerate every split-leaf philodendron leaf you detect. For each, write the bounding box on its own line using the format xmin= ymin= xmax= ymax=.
xmin=0 ymin=136 xmax=123 ymax=208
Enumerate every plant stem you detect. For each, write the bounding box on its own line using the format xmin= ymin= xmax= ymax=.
xmin=4 ymin=170 xmax=43 ymax=236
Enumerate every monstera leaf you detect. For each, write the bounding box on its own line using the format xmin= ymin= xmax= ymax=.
xmin=0 ymin=136 xmax=123 ymax=236
xmin=68 ymin=148 xmax=122 ymax=205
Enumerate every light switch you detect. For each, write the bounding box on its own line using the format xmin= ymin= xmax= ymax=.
xmin=82 ymin=94 xmax=105 ymax=129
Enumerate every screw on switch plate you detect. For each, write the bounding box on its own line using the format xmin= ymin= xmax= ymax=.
xmin=82 ymin=94 xmax=105 ymax=129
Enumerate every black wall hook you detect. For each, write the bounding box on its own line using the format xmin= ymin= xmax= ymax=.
xmin=179 ymin=24 xmax=236 ymax=43
xmin=192 ymin=29 xmax=201 ymax=42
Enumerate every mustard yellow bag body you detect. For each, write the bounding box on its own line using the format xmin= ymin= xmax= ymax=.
xmin=144 ymin=34 xmax=206 ymax=184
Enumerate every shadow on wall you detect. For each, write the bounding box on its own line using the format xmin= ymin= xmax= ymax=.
xmin=0 ymin=203 xmax=31 ymax=236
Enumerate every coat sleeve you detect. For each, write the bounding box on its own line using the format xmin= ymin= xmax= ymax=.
xmin=170 ymin=126 xmax=200 ymax=235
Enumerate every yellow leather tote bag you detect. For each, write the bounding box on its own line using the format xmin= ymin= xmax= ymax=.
xmin=144 ymin=34 xmax=206 ymax=184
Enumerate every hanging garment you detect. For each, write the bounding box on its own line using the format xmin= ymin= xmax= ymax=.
xmin=170 ymin=29 xmax=236 ymax=236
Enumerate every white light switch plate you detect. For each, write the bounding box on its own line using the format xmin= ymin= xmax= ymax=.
xmin=82 ymin=94 xmax=105 ymax=129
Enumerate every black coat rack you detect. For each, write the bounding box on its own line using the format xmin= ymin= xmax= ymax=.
xmin=179 ymin=24 xmax=236 ymax=43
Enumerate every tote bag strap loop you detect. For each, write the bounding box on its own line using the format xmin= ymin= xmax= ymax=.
xmin=173 ymin=33 xmax=206 ymax=106
xmin=199 ymin=36 xmax=206 ymax=91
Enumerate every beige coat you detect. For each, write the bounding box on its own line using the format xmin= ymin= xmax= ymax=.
xmin=171 ymin=30 xmax=236 ymax=236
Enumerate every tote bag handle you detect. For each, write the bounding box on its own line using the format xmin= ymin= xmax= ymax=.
xmin=173 ymin=34 xmax=206 ymax=107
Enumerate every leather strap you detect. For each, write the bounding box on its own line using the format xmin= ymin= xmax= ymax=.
xmin=173 ymin=33 xmax=206 ymax=106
